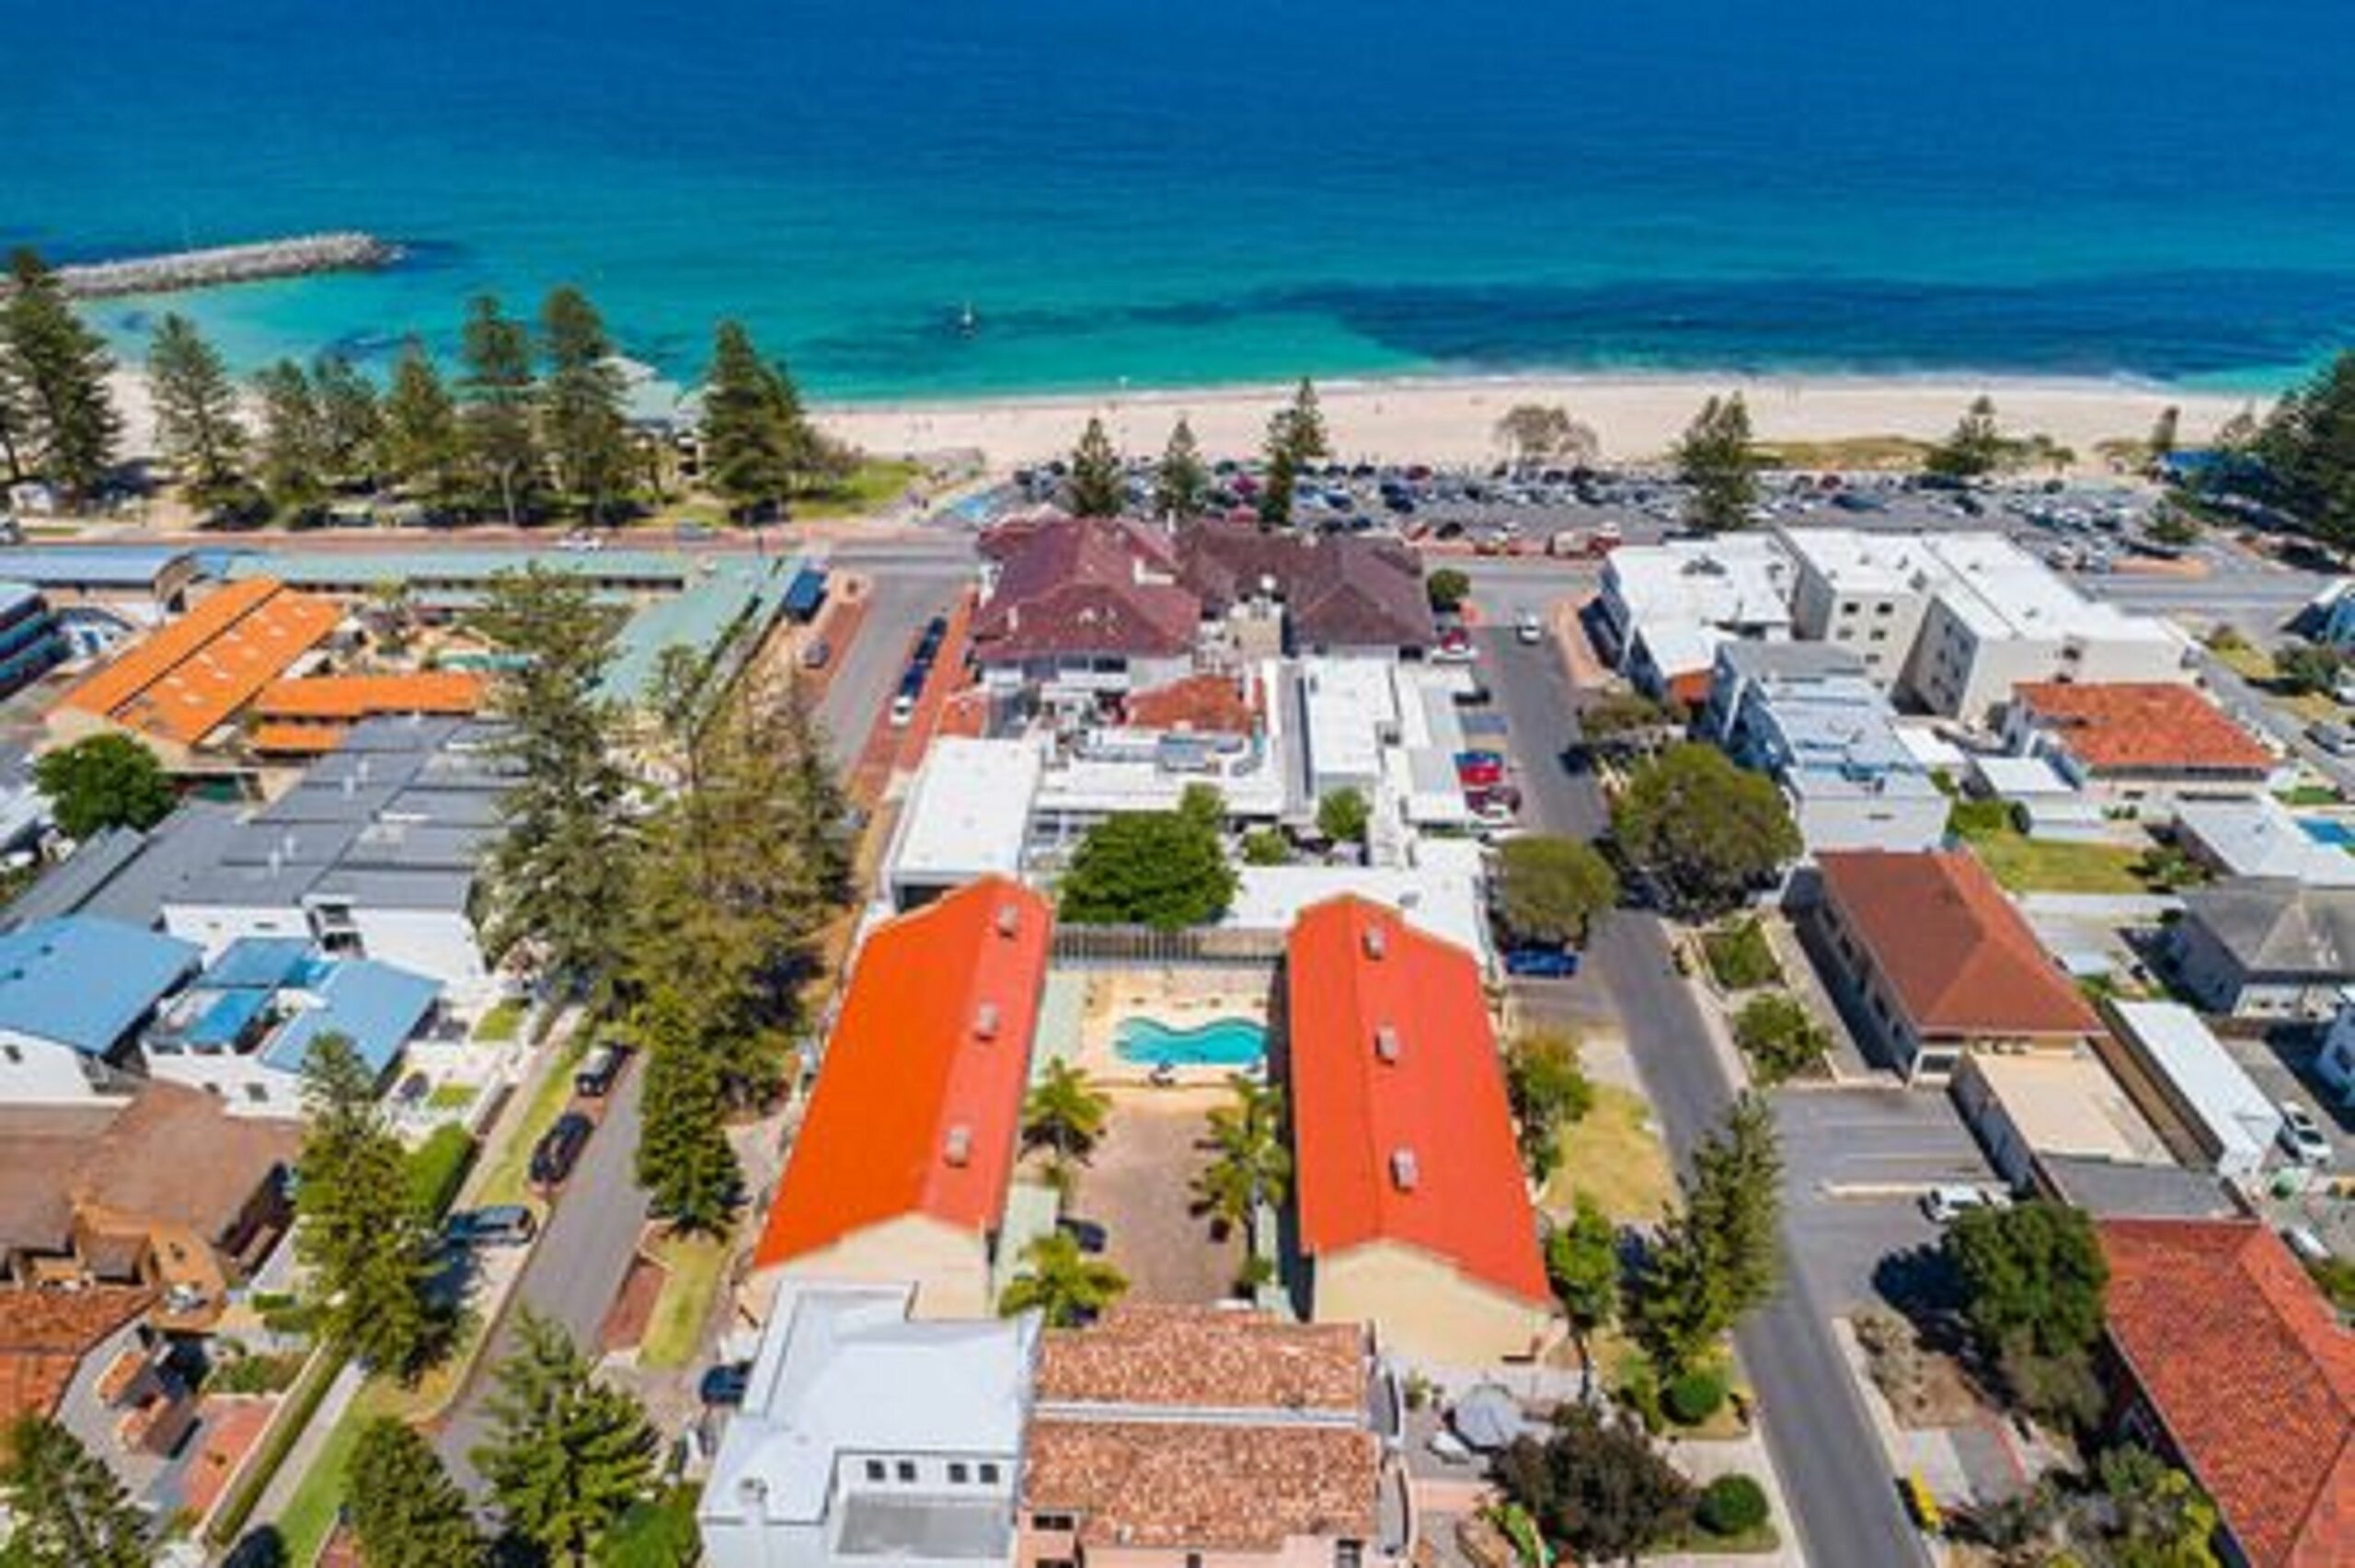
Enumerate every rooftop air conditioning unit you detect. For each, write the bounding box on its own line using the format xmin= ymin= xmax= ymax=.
xmin=944 ymin=1124 xmax=973 ymax=1167
xmin=1389 ymin=1148 xmax=1419 ymax=1192
xmin=1373 ymin=1024 xmax=1400 ymax=1064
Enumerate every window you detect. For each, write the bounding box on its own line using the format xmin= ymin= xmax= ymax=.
xmin=896 ymin=1460 xmax=917 ymax=1484
xmin=1188 ymin=1555 xmax=1204 ymax=1568
xmin=245 ymin=1083 xmax=270 ymax=1103
xmin=948 ymin=1462 xmax=970 ymax=1485
xmin=1031 ymin=1513 xmax=1077 ymax=1534
xmin=978 ymin=1462 xmax=1001 ymax=1485
xmin=866 ymin=1459 xmax=887 ymax=1483
xmin=1337 ymin=1544 xmax=1364 ymax=1568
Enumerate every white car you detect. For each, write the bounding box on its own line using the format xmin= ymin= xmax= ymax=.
xmin=1921 ymin=1185 xmax=2011 ymax=1224
xmin=1515 ymin=612 xmax=1545 ymax=646
xmin=2278 ymin=1101 xmax=2335 ymax=1168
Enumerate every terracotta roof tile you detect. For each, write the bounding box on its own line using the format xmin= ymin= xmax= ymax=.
xmin=1125 ymin=672 xmax=1258 ymax=734
xmin=972 ymin=518 xmax=1200 ymax=661
xmin=2100 ymin=1219 xmax=2354 ymax=1567
xmin=1285 ymin=897 xmax=1549 ymax=1305
xmin=0 ymin=1285 xmax=153 ymax=1427
xmin=2015 ymin=682 xmax=2275 ymax=776
xmin=1179 ymin=522 xmax=1435 ymax=650
xmin=752 ymin=878 xmax=1051 ymax=1268
xmin=1024 ymin=1421 xmax=1381 ymax=1552
xmin=1817 ymin=850 xmax=2102 ymax=1037
xmin=1034 ymin=1305 xmax=1366 ymax=1412
xmin=253 ymin=671 xmax=485 ymax=722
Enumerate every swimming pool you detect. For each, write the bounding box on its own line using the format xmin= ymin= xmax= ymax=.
xmin=2298 ymin=818 xmax=2355 ymax=850
xmin=1114 ymin=1016 xmax=1268 ymax=1068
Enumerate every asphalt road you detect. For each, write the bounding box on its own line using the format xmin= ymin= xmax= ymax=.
xmin=437 ymin=1054 xmax=649 ymax=1494
xmin=812 ymin=556 xmax=970 ymax=771
xmin=1477 ymin=625 xmax=1930 ymax=1568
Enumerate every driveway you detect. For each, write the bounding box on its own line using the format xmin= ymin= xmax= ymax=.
xmin=1070 ymin=1091 xmax=1241 ymax=1305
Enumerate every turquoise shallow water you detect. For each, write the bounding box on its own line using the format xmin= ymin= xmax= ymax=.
xmin=9 ymin=0 xmax=2354 ymax=395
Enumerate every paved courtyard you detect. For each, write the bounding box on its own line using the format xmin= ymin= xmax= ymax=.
xmin=1067 ymin=1089 xmax=1243 ymax=1305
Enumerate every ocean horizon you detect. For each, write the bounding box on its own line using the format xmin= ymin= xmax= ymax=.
xmin=11 ymin=0 xmax=2354 ymax=400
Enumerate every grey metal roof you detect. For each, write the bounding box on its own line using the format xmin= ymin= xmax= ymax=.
xmin=1717 ymin=640 xmax=1867 ymax=680
xmin=2 ymin=803 xmax=247 ymax=929
xmin=2178 ymin=876 xmax=2355 ymax=977
xmin=2033 ymin=1154 xmax=2242 ymax=1219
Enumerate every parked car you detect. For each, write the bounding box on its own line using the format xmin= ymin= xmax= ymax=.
xmin=2280 ymin=1224 xmax=2330 ymax=1264
xmin=446 ymin=1205 xmax=538 ymax=1248
xmin=1515 ymin=612 xmax=1545 ymax=646
xmin=1920 ymin=1185 xmax=2010 ymax=1224
xmin=2278 ymin=1101 xmax=2335 ymax=1167
xmin=1432 ymin=628 xmax=1476 ymax=663
xmin=2310 ymin=721 xmax=2354 ymax=758
xmin=1502 ymin=945 xmax=1580 ymax=979
xmin=574 ymin=1043 xmax=629 ymax=1098
xmin=799 ymin=638 xmax=832 ymax=671
xmin=530 ymin=1112 xmax=595 ymax=1188
xmin=698 ymin=1361 xmax=752 ymax=1408
xmin=1057 ymin=1217 xmax=1109 ymax=1254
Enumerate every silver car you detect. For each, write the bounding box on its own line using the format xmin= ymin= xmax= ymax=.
xmin=2277 ymin=1101 xmax=2334 ymax=1168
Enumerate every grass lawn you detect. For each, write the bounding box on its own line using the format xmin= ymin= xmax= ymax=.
xmin=427 ymin=1082 xmax=478 ymax=1111
xmin=2210 ymin=638 xmax=2278 ymax=683
xmin=477 ymin=1038 xmax=584 ymax=1209
xmin=474 ymin=997 xmax=527 ymax=1044
xmin=793 ymin=458 xmax=925 ymax=520
xmin=1543 ymin=1085 xmax=1676 ymax=1225
xmin=639 ymin=1230 xmax=734 ymax=1371
xmin=2280 ymin=784 xmax=2345 ymax=807
xmin=1753 ymin=436 xmax=1932 ymax=471
xmin=1951 ymin=817 xmax=2156 ymax=895
xmin=1680 ymin=1521 xmax=1784 ymax=1555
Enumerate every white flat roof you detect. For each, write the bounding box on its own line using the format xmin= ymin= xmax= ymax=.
xmin=1966 ymin=1052 xmax=2169 ymax=1165
xmin=2108 ymin=1000 xmax=2284 ymax=1173
xmin=1972 ymin=753 xmax=2080 ymax=798
xmin=1224 ymin=848 xmax=1488 ymax=962
xmin=2173 ymin=797 xmax=2355 ymax=888
xmin=890 ymin=737 xmax=1042 ymax=885
xmin=1300 ymin=657 xmax=1397 ymax=787
xmin=1781 ymin=528 xmax=2177 ymax=647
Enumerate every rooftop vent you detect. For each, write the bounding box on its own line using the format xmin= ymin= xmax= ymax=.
xmin=1362 ymin=924 xmax=1387 ymax=960
xmin=944 ymin=1124 xmax=973 ymax=1167
xmin=973 ymin=1001 xmax=1001 ymax=1041
xmin=1373 ymin=1024 xmax=1400 ymax=1064
xmin=1389 ymin=1148 xmax=1419 ymax=1192
xmin=995 ymin=902 xmax=1022 ymax=939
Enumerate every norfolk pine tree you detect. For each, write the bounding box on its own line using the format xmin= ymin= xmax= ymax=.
xmin=252 ymin=360 xmax=328 ymax=520
xmin=632 ymin=981 xmax=741 ymax=1232
xmin=1674 ymin=393 xmax=1758 ymax=532
xmin=1067 ymin=416 xmax=1123 ymax=517
xmin=382 ymin=338 xmax=463 ymax=505
xmin=2 ymin=249 xmax=121 ymax=502
xmin=473 ymin=1310 xmax=660 ymax=1566
xmin=457 ymin=294 xmax=542 ymax=524
xmin=0 ymin=1414 xmax=150 ymax=1568
xmin=294 ymin=1035 xmax=442 ymax=1376
xmin=346 ymin=1416 xmax=487 ymax=1568
xmin=1155 ymin=416 xmax=1210 ymax=518
xmin=540 ymin=285 xmax=633 ymax=521
xmin=146 ymin=312 xmax=246 ymax=503
xmin=701 ymin=320 xmax=826 ymax=521
xmin=311 ymin=351 xmax=384 ymax=486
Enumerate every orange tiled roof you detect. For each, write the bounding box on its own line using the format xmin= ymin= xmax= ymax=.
xmin=252 ymin=670 xmax=484 ymax=722
xmin=2015 ymin=681 xmax=2275 ymax=776
xmin=1126 ymin=672 xmax=1258 ymax=734
xmin=1285 ymin=897 xmax=1549 ymax=1306
xmin=2100 ymin=1219 xmax=2354 ymax=1567
xmin=0 ymin=1285 xmax=153 ymax=1429
xmin=752 ymin=878 xmax=1051 ymax=1268
xmin=56 ymin=578 xmax=339 ymax=746
xmin=1024 ymin=1420 xmax=1380 ymax=1552
xmin=1817 ymin=850 xmax=2102 ymax=1038
xmin=1034 ymin=1305 xmax=1367 ymax=1412
xmin=247 ymin=723 xmax=347 ymax=757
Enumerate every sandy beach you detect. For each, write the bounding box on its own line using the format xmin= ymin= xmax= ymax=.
xmin=104 ymin=367 xmax=2258 ymax=475
xmin=818 ymin=372 xmax=2257 ymax=471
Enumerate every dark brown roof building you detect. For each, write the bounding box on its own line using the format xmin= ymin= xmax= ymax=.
xmin=1179 ymin=521 xmax=1436 ymax=653
xmin=971 ymin=516 xmax=1200 ymax=664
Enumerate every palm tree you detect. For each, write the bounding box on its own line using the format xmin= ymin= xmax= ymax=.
xmin=1022 ymin=1059 xmax=1111 ymax=1175
xmin=1192 ymin=1075 xmax=1292 ymax=1239
xmin=998 ymin=1232 xmax=1127 ymax=1327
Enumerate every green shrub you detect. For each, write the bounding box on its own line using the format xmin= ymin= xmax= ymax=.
xmin=1700 ymin=920 xmax=1778 ymax=990
xmin=1696 ymin=1474 xmax=1769 ymax=1537
xmin=1733 ymin=993 xmax=1828 ymax=1085
xmin=1664 ymin=1367 xmax=1727 ymax=1425
xmin=405 ymin=1123 xmax=477 ymax=1222
xmin=207 ymin=1350 xmax=308 ymax=1395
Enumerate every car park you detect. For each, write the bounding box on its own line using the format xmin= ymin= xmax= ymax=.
xmin=530 ymin=1112 xmax=595 ymax=1189
xmin=2277 ymin=1101 xmax=2334 ymax=1167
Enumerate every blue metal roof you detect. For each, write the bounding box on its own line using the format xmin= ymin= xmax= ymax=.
xmin=185 ymin=987 xmax=270 ymax=1048
xmin=202 ymin=936 xmax=316 ymax=991
xmin=0 ymin=917 xmax=201 ymax=1056
xmin=260 ymin=959 xmax=439 ymax=1079
xmin=0 ymin=547 xmax=196 ymax=588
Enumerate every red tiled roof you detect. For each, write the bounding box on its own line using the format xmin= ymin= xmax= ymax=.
xmin=1125 ymin=672 xmax=1258 ymax=734
xmin=2015 ymin=682 xmax=2275 ymax=776
xmin=0 ymin=1285 xmax=153 ymax=1430
xmin=752 ymin=878 xmax=1051 ymax=1268
xmin=1284 ymin=897 xmax=1549 ymax=1306
xmin=253 ymin=671 xmax=485 ymax=722
xmin=56 ymin=578 xmax=339 ymax=746
xmin=1178 ymin=522 xmax=1436 ymax=650
xmin=1817 ymin=850 xmax=2101 ymax=1037
xmin=2100 ymin=1219 xmax=2354 ymax=1568
xmin=971 ymin=517 xmax=1200 ymax=662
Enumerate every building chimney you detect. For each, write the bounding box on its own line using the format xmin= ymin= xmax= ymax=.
xmin=1389 ymin=1148 xmax=1419 ymax=1192
xmin=995 ymin=902 xmax=1022 ymax=939
xmin=973 ymin=1001 xmax=1001 ymax=1041
xmin=1373 ymin=1024 xmax=1400 ymax=1064
xmin=944 ymin=1124 xmax=973 ymax=1167
xmin=1362 ymin=924 xmax=1386 ymax=960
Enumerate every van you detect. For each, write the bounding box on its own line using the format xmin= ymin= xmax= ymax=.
xmin=575 ymin=1044 xmax=628 ymax=1098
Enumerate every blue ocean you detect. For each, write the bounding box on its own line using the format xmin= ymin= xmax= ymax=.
xmin=8 ymin=0 xmax=2354 ymax=397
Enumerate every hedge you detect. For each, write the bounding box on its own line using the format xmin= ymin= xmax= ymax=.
xmin=405 ymin=1124 xmax=478 ymax=1222
xmin=1664 ymin=1367 xmax=1728 ymax=1425
xmin=1697 ymin=1473 xmax=1770 ymax=1537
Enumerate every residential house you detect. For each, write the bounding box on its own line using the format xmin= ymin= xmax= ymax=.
xmin=972 ymin=517 xmax=1200 ymax=712
xmin=247 ymin=671 xmax=486 ymax=761
xmin=44 ymin=578 xmax=341 ymax=773
xmin=1595 ymin=535 xmax=1795 ymax=704
xmin=0 ymin=917 xmax=202 ymax=1104
xmin=2169 ymin=878 xmax=2355 ymax=1020
xmin=747 ymin=879 xmax=1051 ymax=1321
xmin=1704 ymin=642 xmax=1947 ymax=853
xmin=1778 ymin=530 xmax=2191 ymax=722
xmin=1021 ymin=1305 xmax=1412 ymax=1568
xmin=139 ymin=937 xmax=440 ymax=1118
xmin=1809 ymin=850 xmax=2104 ymax=1085
xmin=1178 ymin=521 xmax=1436 ymax=658
xmin=2172 ymin=797 xmax=2355 ymax=889
xmin=699 ymin=1282 xmax=1039 ymax=1568
xmin=2098 ymin=1219 xmax=2351 ymax=1568
xmin=2002 ymin=681 xmax=2276 ymax=811
xmin=1284 ymin=897 xmax=1553 ymax=1364
xmin=0 ymin=1083 xmax=298 ymax=1330
xmin=0 ymin=583 xmax=67 ymax=700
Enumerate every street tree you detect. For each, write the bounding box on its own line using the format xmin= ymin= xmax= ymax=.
xmin=1946 ymin=1199 xmax=2108 ymax=1424
xmin=1193 ymin=1076 xmax=1292 ymax=1238
xmin=1674 ymin=394 xmax=1758 ymax=532
xmin=0 ymin=1414 xmax=150 ymax=1568
xmin=252 ymin=359 xmax=328 ymax=520
xmin=1631 ymin=1093 xmax=1782 ymax=1375
xmin=701 ymin=321 xmax=822 ymax=520
xmin=1067 ymin=416 xmax=1123 ymax=517
xmin=1258 ymin=377 xmax=1330 ymax=528
xmin=1155 ymin=416 xmax=1210 ymax=518
xmin=1315 ymin=786 xmax=1371 ymax=846
xmin=1426 ymin=567 xmax=1471 ymax=612
xmin=295 ymin=1035 xmax=442 ymax=1376
xmin=1494 ymin=1406 xmax=1695 ymax=1567
xmin=1545 ymin=1193 xmax=1622 ymax=1361
xmin=1495 ymin=835 xmax=1619 ymax=946
xmin=146 ymin=313 xmax=246 ymax=503
xmin=1732 ymin=993 xmax=1828 ymax=1084
xmin=1506 ymin=1029 xmax=1594 ymax=1183
xmin=456 ymin=293 xmax=542 ymax=525
xmin=1579 ymin=690 xmax=1677 ymax=757
xmin=346 ymin=1416 xmax=487 ymax=1568
xmin=998 ymin=1231 xmax=1129 ymax=1327
xmin=475 ymin=567 xmax=640 ymax=999
xmin=312 ymin=352 xmax=383 ymax=488
xmin=1927 ymin=395 xmax=2007 ymax=479
xmin=473 ymin=1310 xmax=659 ymax=1567
xmin=1610 ymin=743 xmax=1799 ymax=916
xmin=631 ymin=982 xmax=741 ymax=1234
xmin=381 ymin=339 xmax=462 ymax=506
xmin=540 ymin=285 xmax=633 ymax=521
xmin=1 ymin=249 xmax=120 ymax=503
xmin=1023 ymin=1059 xmax=1111 ymax=1176
xmin=1057 ymin=807 xmax=1235 ymax=929
xmin=32 ymin=732 xmax=175 ymax=840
